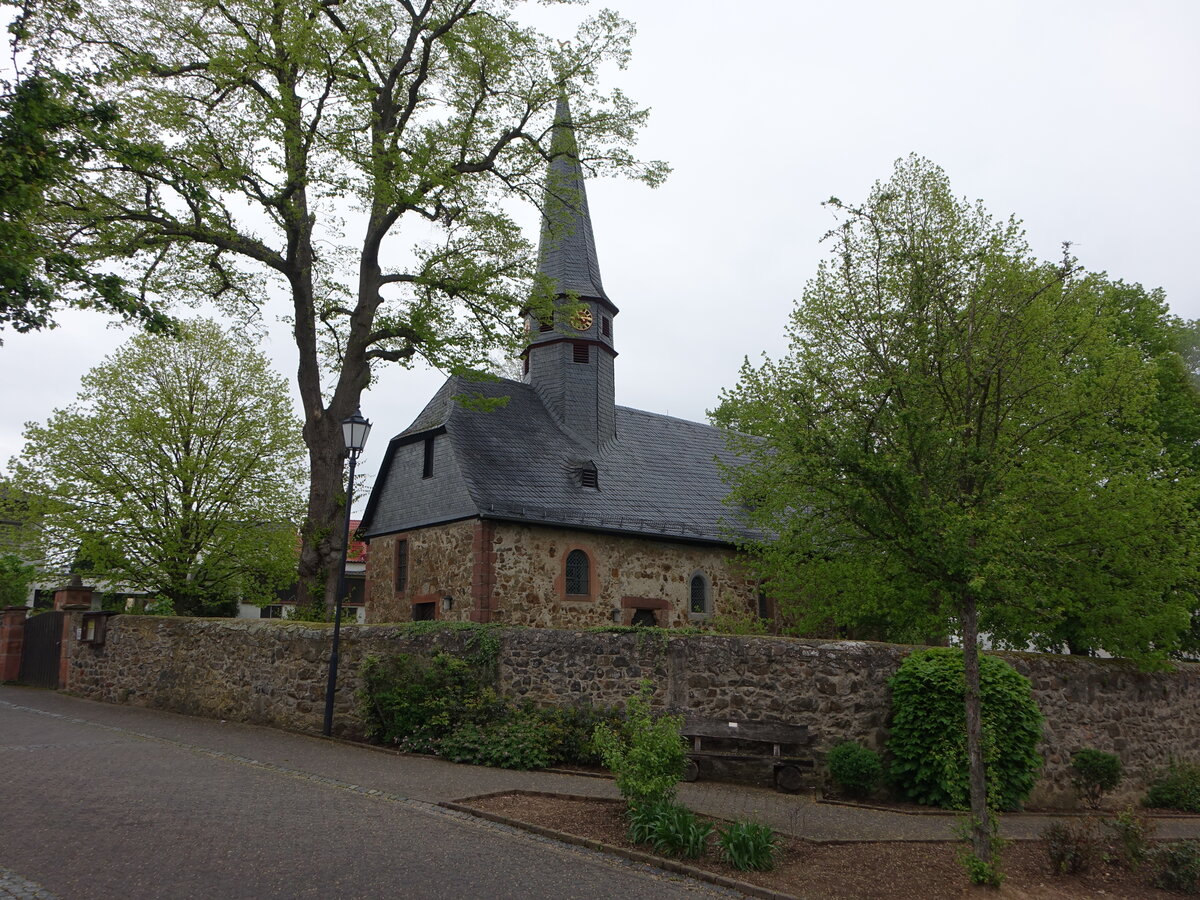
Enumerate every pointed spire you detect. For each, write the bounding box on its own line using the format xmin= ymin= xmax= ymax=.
xmin=536 ymin=95 xmax=608 ymax=301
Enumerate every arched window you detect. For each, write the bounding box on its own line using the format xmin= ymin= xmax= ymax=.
xmin=689 ymin=573 xmax=710 ymax=616
xmin=565 ymin=549 xmax=590 ymax=596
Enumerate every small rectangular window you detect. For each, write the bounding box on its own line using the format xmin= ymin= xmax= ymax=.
xmin=573 ymin=343 xmax=589 ymax=364
xmin=602 ymin=317 xmax=611 ymax=338
xmin=523 ymin=356 xmax=530 ymax=376
xmin=395 ymin=539 xmax=409 ymax=592
xmin=411 ymin=601 xmax=435 ymax=621
xmin=422 ymin=437 xmax=434 ymax=478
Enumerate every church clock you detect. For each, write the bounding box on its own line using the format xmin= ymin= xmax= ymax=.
xmin=571 ymin=308 xmax=593 ymax=331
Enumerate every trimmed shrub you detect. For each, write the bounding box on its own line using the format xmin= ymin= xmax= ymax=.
xmin=1070 ymin=749 xmax=1122 ymax=809
xmin=1145 ymin=760 xmax=1200 ymax=813
xmin=826 ymin=740 xmax=882 ymax=799
xmin=887 ymin=647 xmax=1043 ymax=811
xmin=716 ymin=821 xmax=779 ymax=871
xmin=592 ymin=680 xmax=687 ymax=808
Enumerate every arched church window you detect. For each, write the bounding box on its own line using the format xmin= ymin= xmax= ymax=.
xmin=566 ymin=550 xmax=590 ymax=596
xmin=689 ymin=573 xmax=710 ymax=616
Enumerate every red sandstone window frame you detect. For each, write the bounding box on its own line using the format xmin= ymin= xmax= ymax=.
xmin=558 ymin=545 xmax=598 ymax=602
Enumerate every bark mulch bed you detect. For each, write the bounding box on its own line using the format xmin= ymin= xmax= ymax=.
xmin=453 ymin=791 xmax=1182 ymax=899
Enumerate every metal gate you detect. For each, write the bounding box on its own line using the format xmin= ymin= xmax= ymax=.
xmin=19 ymin=611 xmax=64 ymax=688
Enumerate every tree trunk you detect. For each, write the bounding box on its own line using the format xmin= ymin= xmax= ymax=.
xmin=961 ymin=593 xmax=992 ymax=864
xmin=295 ymin=411 xmax=348 ymax=612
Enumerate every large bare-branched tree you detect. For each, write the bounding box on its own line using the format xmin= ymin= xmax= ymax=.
xmin=17 ymin=0 xmax=665 ymax=608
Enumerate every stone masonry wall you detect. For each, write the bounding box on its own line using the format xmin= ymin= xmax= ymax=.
xmin=364 ymin=520 xmax=475 ymax=624
xmin=64 ymin=618 xmax=1199 ymax=807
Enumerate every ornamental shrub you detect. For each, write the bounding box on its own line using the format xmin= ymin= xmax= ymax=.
xmin=592 ymin=680 xmax=687 ymax=808
xmin=826 ymin=740 xmax=882 ymax=799
xmin=1144 ymin=760 xmax=1200 ymax=813
xmin=1070 ymin=748 xmax=1123 ymax=809
xmin=887 ymin=647 xmax=1043 ymax=811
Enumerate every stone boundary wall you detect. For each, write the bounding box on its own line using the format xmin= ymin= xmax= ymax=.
xmin=64 ymin=616 xmax=1200 ymax=807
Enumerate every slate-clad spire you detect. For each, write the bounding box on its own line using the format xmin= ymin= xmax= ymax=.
xmin=536 ymin=96 xmax=608 ymax=301
xmin=523 ymin=94 xmax=618 ymax=450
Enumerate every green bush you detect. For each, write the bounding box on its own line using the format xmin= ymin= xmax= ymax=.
xmin=716 ymin=821 xmax=778 ymax=871
xmin=358 ymin=651 xmax=503 ymax=751
xmin=1145 ymin=760 xmax=1200 ymax=813
xmin=1070 ymin=749 xmax=1123 ymax=809
xmin=1154 ymin=840 xmax=1200 ymax=894
xmin=826 ymin=741 xmax=882 ymax=799
xmin=592 ymin=680 xmax=687 ymax=808
xmin=887 ymin=647 xmax=1043 ymax=811
xmin=438 ymin=714 xmax=556 ymax=770
xmin=1042 ymin=820 xmax=1097 ymax=875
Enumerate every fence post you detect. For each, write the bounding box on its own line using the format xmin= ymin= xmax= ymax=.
xmin=0 ymin=606 xmax=27 ymax=682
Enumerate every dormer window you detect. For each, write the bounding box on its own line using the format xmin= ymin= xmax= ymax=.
xmin=580 ymin=463 xmax=598 ymax=489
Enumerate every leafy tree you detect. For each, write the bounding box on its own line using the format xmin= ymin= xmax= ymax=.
xmin=8 ymin=319 xmax=305 ymax=616
xmin=0 ymin=553 xmax=36 ymax=606
xmin=716 ymin=156 xmax=1200 ymax=863
xmin=17 ymin=0 xmax=665 ymax=610
xmin=0 ymin=6 xmax=174 ymax=338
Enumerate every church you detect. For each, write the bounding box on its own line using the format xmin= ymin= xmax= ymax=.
xmin=359 ymin=98 xmax=767 ymax=629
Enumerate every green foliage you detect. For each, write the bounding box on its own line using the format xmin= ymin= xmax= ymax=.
xmin=888 ymin=648 xmax=1043 ymax=811
xmin=1106 ymin=806 xmax=1156 ymax=868
xmin=7 ymin=320 xmax=305 ymax=615
xmin=1070 ymin=749 xmax=1123 ymax=809
xmin=1041 ymin=820 xmax=1098 ymax=875
xmin=592 ymin=680 xmax=687 ymax=808
xmin=359 ymin=651 xmax=501 ymax=751
xmin=438 ymin=714 xmax=555 ymax=770
xmin=625 ymin=803 xmax=711 ymax=860
xmin=0 ymin=554 xmax=35 ymax=607
xmin=649 ymin=805 xmax=712 ymax=860
xmin=704 ymin=606 xmax=769 ymax=636
xmin=1144 ymin=760 xmax=1200 ymax=812
xmin=826 ymin=741 xmax=882 ymax=799
xmin=715 ymin=821 xmax=779 ymax=872
xmin=1154 ymin=841 xmax=1200 ymax=894
xmin=0 ymin=66 xmax=173 ymax=338
xmin=960 ymin=850 xmax=1005 ymax=887
xmin=358 ymin=649 xmax=612 ymax=770
xmin=716 ymin=154 xmax=1200 ymax=663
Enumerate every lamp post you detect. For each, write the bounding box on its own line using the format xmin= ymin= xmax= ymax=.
xmin=323 ymin=407 xmax=371 ymax=737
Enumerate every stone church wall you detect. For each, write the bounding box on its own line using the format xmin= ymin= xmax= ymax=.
xmin=64 ymin=618 xmax=1200 ymax=807
xmin=364 ymin=518 xmax=761 ymax=628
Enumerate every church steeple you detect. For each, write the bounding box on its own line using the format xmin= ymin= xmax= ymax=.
xmin=523 ymin=95 xmax=618 ymax=449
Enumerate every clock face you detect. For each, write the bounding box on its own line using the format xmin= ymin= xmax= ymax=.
xmin=571 ymin=308 xmax=594 ymax=331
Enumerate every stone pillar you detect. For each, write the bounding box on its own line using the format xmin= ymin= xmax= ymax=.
xmin=0 ymin=606 xmax=28 ymax=682
xmin=53 ymin=574 xmax=94 ymax=611
xmin=59 ymin=605 xmax=90 ymax=691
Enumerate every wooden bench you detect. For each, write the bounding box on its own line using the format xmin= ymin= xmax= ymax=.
xmin=681 ymin=719 xmax=814 ymax=793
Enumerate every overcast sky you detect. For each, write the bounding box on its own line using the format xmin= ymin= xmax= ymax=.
xmin=2 ymin=0 xmax=1197 ymax=512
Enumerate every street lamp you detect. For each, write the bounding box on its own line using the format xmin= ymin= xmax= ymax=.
xmin=323 ymin=407 xmax=371 ymax=737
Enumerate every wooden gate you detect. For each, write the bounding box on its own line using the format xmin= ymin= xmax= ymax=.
xmin=19 ymin=610 xmax=64 ymax=689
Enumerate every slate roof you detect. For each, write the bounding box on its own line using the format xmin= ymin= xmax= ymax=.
xmin=536 ymin=96 xmax=609 ymax=303
xmin=361 ymin=377 xmax=759 ymax=545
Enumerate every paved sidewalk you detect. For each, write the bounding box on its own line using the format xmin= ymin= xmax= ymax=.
xmin=3 ymin=685 xmax=1198 ymax=898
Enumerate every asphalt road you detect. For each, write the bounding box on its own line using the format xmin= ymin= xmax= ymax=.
xmin=0 ymin=687 xmax=736 ymax=900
